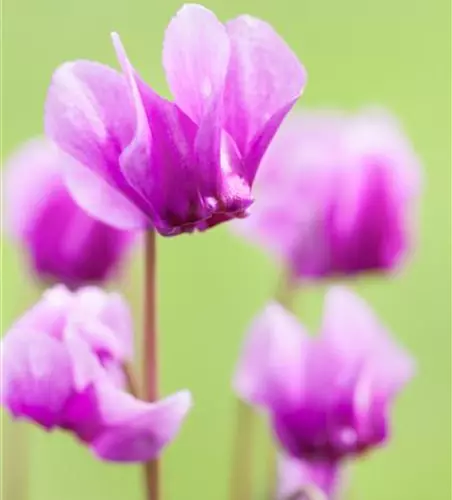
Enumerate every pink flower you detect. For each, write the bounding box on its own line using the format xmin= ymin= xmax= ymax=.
xmin=45 ymin=4 xmax=306 ymax=236
xmin=234 ymin=287 xmax=414 ymax=463
xmin=1 ymin=286 xmax=192 ymax=462
xmin=233 ymin=109 xmax=422 ymax=280
xmin=3 ymin=139 xmax=136 ymax=288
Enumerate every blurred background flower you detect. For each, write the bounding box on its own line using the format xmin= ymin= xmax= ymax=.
xmin=1 ymin=285 xmax=192 ymax=462
xmin=233 ymin=108 xmax=422 ymax=281
xmin=3 ymin=139 xmax=137 ymax=289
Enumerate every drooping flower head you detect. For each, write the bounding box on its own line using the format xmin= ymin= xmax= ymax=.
xmin=3 ymin=139 xmax=136 ymax=289
xmin=234 ymin=287 xmax=414 ymax=463
xmin=45 ymin=4 xmax=306 ymax=236
xmin=1 ymin=286 xmax=192 ymax=462
xmin=233 ymin=109 xmax=422 ymax=280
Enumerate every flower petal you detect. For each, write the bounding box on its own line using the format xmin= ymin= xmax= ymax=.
xmin=278 ymin=454 xmax=341 ymax=499
xmin=224 ymin=15 xmax=306 ymax=178
xmin=45 ymin=60 xmax=151 ymax=228
xmin=112 ymin=33 xmax=204 ymax=233
xmin=233 ymin=302 xmax=308 ymax=409
xmin=321 ymin=287 xmax=415 ymax=396
xmin=1 ymin=329 xmax=73 ymax=429
xmin=2 ymin=138 xmax=63 ymax=239
xmin=45 ymin=60 xmax=131 ymax=180
xmin=68 ymin=288 xmax=134 ymax=362
xmin=63 ymin=158 xmax=149 ymax=229
xmin=91 ymin=389 xmax=192 ymax=462
xmin=10 ymin=285 xmax=73 ymax=339
xmin=162 ymin=4 xmax=230 ymax=124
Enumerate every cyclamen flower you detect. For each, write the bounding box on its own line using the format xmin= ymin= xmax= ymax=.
xmin=3 ymin=139 xmax=135 ymax=289
xmin=278 ymin=454 xmax=342 ymax=499
xmin=234 ymin=287 xmax=414 ymax=464
xmin=1 ymin=286 xmax=192 ymax=462
xmin=233 ymin=109 xmax=422 ymax=279
xmin=45 ymin=4 xmax=306 ymax=236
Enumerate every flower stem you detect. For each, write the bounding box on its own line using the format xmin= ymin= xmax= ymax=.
xmin=229 ymin=399 xmax=255 ymax=500
xmin=2 ymin=419 xmax=28 ymax=500
xmin=143 ymin=230 xmax=159 ymax=500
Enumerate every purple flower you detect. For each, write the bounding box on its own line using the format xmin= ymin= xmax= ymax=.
xmin=44 ymin=4 xmax=306 ymax=236
xmin=278 ymin=454 xmax=342 ymax=499
xmin=3 ymin=139 xmax=136 ymax=289
xmin=234 ymin=287 xmax=414 ymax=463
xmin=233 ymin=109 xmax=422 ymax=279
xmin=1 ymin=286 xmax=192 ymax=462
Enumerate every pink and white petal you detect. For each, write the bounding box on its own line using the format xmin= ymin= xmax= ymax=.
xmin=2 ymin=138 xmax=64 ymax=239
xmin=45 ymin=60 xmax=134 ymax=182
xmin=63 ymin=334 xmax=106 ymax=391
xmin=69 ymin=288 xmax=133 ymax=361
xmin=91 ymin=389 xmax=192 ymax=462
xmin=162 ymin=4 xmax=230 ymax=124
xmin=111 ymin=34 xmax=157 ymax=211
xmin=224 ymin=16 xmax=306 ymax=161
xmin=321 ymin=287 xmax=415 ymax=396
xmin=278 ymin=454 xmax=341 ymax=499
xmin=10 ymin=285 xmax=73 ymax=340
xmin=233 ymin=302 xmax=309 ymax=409
xmin=1 ymin=329 xmax=73 ymax=429
xmin=64 ymin=158 xmax=149 ymax=229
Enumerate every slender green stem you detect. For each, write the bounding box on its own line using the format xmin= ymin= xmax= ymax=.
xmin=2 ymin=419 xmax=28 ymax=500
xmin=229 ymin=399 xmax=255 ymax=500
xmin=143 ymin=231 xmax=159 ymax=500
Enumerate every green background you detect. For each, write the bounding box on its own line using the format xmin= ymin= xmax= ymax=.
xmin=1 ymin=0 xmax=450 ymax=499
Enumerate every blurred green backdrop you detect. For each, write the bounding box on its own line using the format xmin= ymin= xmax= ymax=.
xmin=1 ymin=0 xmax=451 ymax=499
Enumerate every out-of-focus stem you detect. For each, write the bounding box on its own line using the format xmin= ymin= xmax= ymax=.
xmin=229 ymin=399 xmax=255 ymax=500
xmin=143 ymin=230 xmax=159 ymax=500
xmin=2 ymin=418 xmax=28 ymax=500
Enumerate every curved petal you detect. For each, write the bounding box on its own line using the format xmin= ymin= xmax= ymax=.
xmin=10 ymin=285 xmax=73 ymax=340
xmin=112 ymin=33 xmax=203 ymax=232
xmin=69 ymin=288 xmax=134 ymax=361
xmin=162 ymin=4 xmax=230 ymax=124
xmin=233 ymin=302 xmax=308 ymax=410
xmin=45 ymin=60 xmax=153 ymax=225
xmin=63 ymin=157 xmax=149 ymax=230
xmin=224 ymin=15 xmax=306 ymax=167
xmin=321 ymin=287 xmax=415 ymax=396
xmin=1 ymin=329 xmax=73 ymax=429
xmin=92 ymin=389 xmax=192 ymax=462
xmin=45 ymin=60 xmax=132 ymax=181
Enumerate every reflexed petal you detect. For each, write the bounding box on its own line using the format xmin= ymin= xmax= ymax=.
xmin=233 ymin=302 xmax=308 ymax=409
xmin=322 ymin=287 xmax=415 ymax=396
xmin=45 ymin=60 xmax=132 ymax=180
xmin=64 ymin=159 xmax=149 ymax=230
xmin=112 ymin=33 xmax=201 ymax=228
xmin=1 ymin=330 xmax=73 ymax=428
xmin=162 ymin=4 xmax=230 ymax=124
xmin=92 ymin=389 xmax=192 ymax=462
xmin=224 ymin=15 xmax=306 ymax=172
